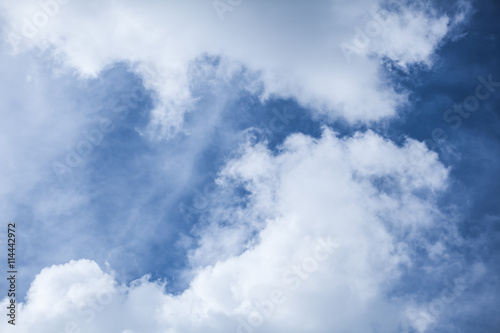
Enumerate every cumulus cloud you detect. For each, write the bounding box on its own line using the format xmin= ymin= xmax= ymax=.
xmin=0 ymin=0 xmax=467 ymax=137
xmin=358 ymin=7 xmax=450 ymax=68
xmin=0 ymin=1 xmax=479 ymax=332
xmin=1 ymin=129 xmax=467 ymax=333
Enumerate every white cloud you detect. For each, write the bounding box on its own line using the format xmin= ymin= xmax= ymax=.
xmin=0 ymin=0 xmax=467 ymax=137
xmin=2 ymin=129 xmax=464 ymax=333
xmin=368 ymin=8 xmax=450 ymax=68
xmin=0 ymin=1 xmax=477 ymax=332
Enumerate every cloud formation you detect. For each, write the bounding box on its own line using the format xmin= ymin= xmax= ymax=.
xmin=1 ymin=129 xmax=466 ymax=333
xmin=0 ymin=1 xmax=488 ymax=333
xmin=1 ymin=0 xmax=466 ymax=137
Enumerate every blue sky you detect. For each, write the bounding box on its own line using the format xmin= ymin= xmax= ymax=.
xmin=0 ymin=0 xmax=499 ymax=332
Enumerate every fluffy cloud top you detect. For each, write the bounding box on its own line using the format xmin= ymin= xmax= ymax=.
xmin=1 ymin=129 xmax=466 ymax=333
xmin=1 ymin=0 xmax=466 ymax=137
